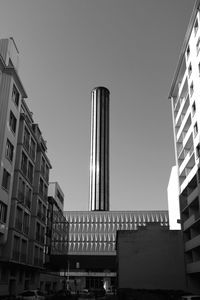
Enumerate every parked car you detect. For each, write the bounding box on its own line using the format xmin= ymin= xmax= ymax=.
xmin=17 ymin=290 xmax=45 ymax=300
xmin=89 ymin=288 xmax=105 ymax=298
xmin=49 ymin=290 xmax=70 ymax=300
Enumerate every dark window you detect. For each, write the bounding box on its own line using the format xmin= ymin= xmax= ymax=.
xmin=2 ymin=169 xmax=11 ymax=191
xmin=194 ymin=18 xmax=199 ymax=35
xmin=12 ymin=235 xmax=20 ymax=261
xmin=5 ymin=139 xmax=14 ymax=162
xmin=23 ymin=127 xmax=30 ymax=151
xmin=194 ymin=122 xmax=198 ymax=137
xmin=21 ymin=152 xmax=28 ymax=176
xmin=9 ymin=111 xmax=17 ymax=134
xmin=12 ymin=84 xmax=20 ymax=107
xmin=27 ymin=162 xmax=33 ymax=184
xmin=30 ymin=138 xmax=36 ymax=161
xmin=186 ymin=45 xmax=190 ymax=58
xmin=18 ymin=177 xmax=25 ymax=203
xmin=0 ymin=201 xmax=7 ymax=223
xmin=192 ymin=101 xmax=196 ymax=116
xmin=188 ymin=63 xmax=192 ymax=77
xmin=196 ymin=144 xmax=200 ymax=158
xmin=190 ymin=82 xmax=194 ymax=96
xmin=196 ymin=38 xmax=200 ymax=55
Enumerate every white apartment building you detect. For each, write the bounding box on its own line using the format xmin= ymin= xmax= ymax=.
xmin=169 ymin=0 xmax=200 ymax=293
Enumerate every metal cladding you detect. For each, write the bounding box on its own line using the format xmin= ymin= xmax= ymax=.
xmin=89 ymin=87 xmax=110 ymax=211
xmin=64 ymin=210 xmax=169 ymax=255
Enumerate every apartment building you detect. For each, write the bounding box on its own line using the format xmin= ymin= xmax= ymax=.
xmin=0 ymin=38 xmax=52 ymax=296
xmin=169 ymin=0 xmax=200 ymax=293
xmin=40 ymin=182 xmax=69 ymax=293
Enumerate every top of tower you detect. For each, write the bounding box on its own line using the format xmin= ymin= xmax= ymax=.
xmin=92 ymin=86 xmax=110 ymax=94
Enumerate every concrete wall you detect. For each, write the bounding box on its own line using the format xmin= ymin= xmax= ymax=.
xmin=117 ymin=224 xmax=187 ymax=291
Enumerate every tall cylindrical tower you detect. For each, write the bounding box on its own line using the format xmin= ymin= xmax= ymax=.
xmin=89 ymin=87 xmax=110 ymax=211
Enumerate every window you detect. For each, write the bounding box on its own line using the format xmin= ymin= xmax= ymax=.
xmin=23 ymin=127 xmax=30 ymax=151
xmin=18 ymin=177 xmax=25 ymax=203
xmin=25 ymin=186 xmax=32 ymax=209
xmin=186 ymin=45 xmax=190 ymax=58
xmin=36 ymin=222 xmax=40 ymax=242
xmin=12 ymin=84 xmax=20 ymax=107
xmin=41 ymin=157 xmax=45 ymax=177
xmin=12 ymin=235 xmax=20 ymax=261
xmin=21 ymin=239 xmax=27 ymax=263
xmin=0 ymin=201 xmax=7 ymax=223
xmin=196 ymin=38 xmax=200 ymax=55
xmin=194 ymin=18 xmax=199 ymax=35
xmin=21 ymin=152 xmax=28 ymax=176
xmin=30 ymin=138 xmax=36 ymax=161
xmin=192 ymin=101 xmax=196 ymax=116
xmin=27 ymin=162 xmax=33 ymax=184
xmin=23 ymin=212 xmax=30 ymax=235
xmin=190 ymin=82 xmax=194 ymax=96
xmin=5 ymin=139 xmax=14 ymax=162
xmin=194 ymin=122 xmax=198 ymax=137
xmin=9 ymin=111 xmax=17 ymax=134
xmin=188 ymin=63 xmax=192 ymax=77
xmin=196 ymin=144 xmax=200 ymax=158
xmin=2 ymin=169 xmax=11 ymax=191
xmin=39 ymin=178 xmax=43 ymax=196
xmin=15 ymin=206 xmax=23 ymax=231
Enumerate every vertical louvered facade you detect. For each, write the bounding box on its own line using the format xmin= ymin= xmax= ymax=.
xmin=89 ymin=87 xmax=110 ymax=211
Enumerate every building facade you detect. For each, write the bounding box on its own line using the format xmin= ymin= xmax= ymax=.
xmin=0 ymin=38 xmax=52 ymax=296
xmin=89 ymin=87 xmax=110 ymax=211
xmin=63 ymin=210 xmax=168 ymax=292
xmin=169 ymin=0 xmax=200 ymax=292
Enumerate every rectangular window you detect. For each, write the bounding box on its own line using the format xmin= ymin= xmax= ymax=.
xmin=9 ymin=111 xmax=17 ymax=134
xmin=23 ymin=212 xmax=30 ymax=235
xmin=12 ymin=235 xmax=20 ymax=261
xmin=25 ymin=186 xmax=32 ymax=209
xmin=188 ymin=63 xmax=192 ymax=77
xmin=194 ymin=122 xmax=198 ymax=137
xmin=12 ymin=84 xmax=20 ymax=107
xmin=2 ymin=169 xmax=11 ymax=191
xmin=0 ymin=201 xmax=7 ymax=223
xmin=186 ymin=45 xmax=190 ymax=58
xmin=192 ymin=101 xmax=196 ymax=116
xmin=21 ymin=239 xmax=27 ymax=263
xmin=27 ymin=162 xmax=33 ymax=184
xmin=196 ymin=144 xmax=200 ymax=158
xmin=194 ymin=18 xmax=199 ymax=35
xmin=197 ymin=38 xmax=200 ymax=55
xmin=5 ymin=139 xmax=14 ymax=162
xmin=15 ymin=206 xmax=23 ymax=231
xmin=21 ymin=152 xmax=28 ymax=176
xmin=41 ymin=157 xmax=45 ymax=177
xmin=190 ymin=82 xmax=194 ymax=97
xmin=39 ymin=178 xmax=43 ymax=196
xmin=30 ymin=138 xmax=36 ymax=161
xmin=23 ymin=127 xmax=30 ymax=151
xmin=36 ymin=222 xmax=40 ymax=242
xmin=18 ymin=177 xmax=25 ymax=203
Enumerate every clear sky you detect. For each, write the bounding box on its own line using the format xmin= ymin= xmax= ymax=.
xmin=0 ymin=0 xmax=195 ymax=211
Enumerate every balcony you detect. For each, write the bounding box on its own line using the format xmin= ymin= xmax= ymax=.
xmin=183 ymin=212 xmax=200 ymax=231
xmin=179 ymin=149 xmax=195 ymax=176
xmin=175 ymin=93 xmax=189 ymax=126
xmin=176 ymin=109 xmax=191 ymax=142
xmin=185 ymin=234 xmax=200 ymax=251
xmin=186 ymin=260 xmax=200 ymax=273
